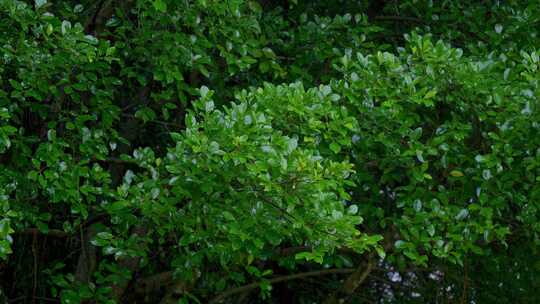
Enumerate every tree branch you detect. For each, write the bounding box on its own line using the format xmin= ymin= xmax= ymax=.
xmin=75 ymin=224 xmax=98 ymax=284
xmin=323 ymin=257 xmax=375 ymax=304
xmin=84 ymin=0 xmax=135 ymax=36
xmin=374 ymin=15 xmax=425 ymax=24
xmin=367 ymin=0 xmax=387 ymax=21
xmin=16 ymin=228 xmax=68 ymax=238
xmin=135 ymin=271 xmax=174 ymax=294
xmin=209 ymin=268 xmax=356 ymax=304
xmin=111 ymin=225 xmax=148 ymax=301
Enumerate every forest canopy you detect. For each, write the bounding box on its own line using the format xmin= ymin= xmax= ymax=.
xmin=1 ymin=0 xmax=539 ymax=303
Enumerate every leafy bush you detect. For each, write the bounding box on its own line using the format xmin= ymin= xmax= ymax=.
xmin=1 ymin=0 xmax=539 ymax=303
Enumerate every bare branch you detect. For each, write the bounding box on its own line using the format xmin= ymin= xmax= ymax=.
xmin=16 ymin=228 xmax=68 ymax=238
xmin=323 ymin=257 xmax=375 ymax=304
xmin=135 ymin=271 xmax=174 ymax=294
xmin=209 ymin=268 xmax=355 ymax=304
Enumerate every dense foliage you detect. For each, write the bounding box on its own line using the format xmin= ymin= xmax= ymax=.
xmin=1 ymin=0 xmax=539 ymax=303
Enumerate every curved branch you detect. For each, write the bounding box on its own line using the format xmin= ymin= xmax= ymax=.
xmin=16 ymin=228 xmax=68 ymax=238
xmin=209 ymin=268 xmax=356 ymax=304
xmin=323 ymin=257 xmax=375 ymax=304
xmin=135 ymin=271 xmax=174 ymax=294
xmin=374 ymin=15 xmax=425 ymax=24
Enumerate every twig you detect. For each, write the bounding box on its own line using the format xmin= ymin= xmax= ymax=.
xmin=32 ymin=297 xmax=59 ymax=303
xmin=16 ymin=228 xmax=68 ymax=238
xmin=133 ymin=246 xmax=361 ymax=295
xmin=323 ymin=257 xmax=375 ymax=304
xmin=32 ymin=232 xmax=38 ymax=304
xmin=135 ymin=271 xmax=174 ymax=293
xmin=209 ymin=268 xmax=356 ymax=304
xmin=373 ymin=15 xmax=490 ymax=44
xmin=277 ymin=246 xmax=310 ymax=256
xmin=7 ymin=296 xmax=26 ymax=303
xmin=90 ymin=156 xmax=137 ymax=165
xmin=111 ymin=225 xmax=148 ymax=301
xmin=121 ymin=113 xmax=183 ymax=128
xmin=374 ymin=15 xmax=425 ymax=24
xmin=460 ymin=256 xmax=468 ymax=304
xmin=75 ymin=225 xmax=98 ymax=284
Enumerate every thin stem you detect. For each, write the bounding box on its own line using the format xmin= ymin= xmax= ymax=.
xmin=209 ymin=268 xmax=356 ymax=304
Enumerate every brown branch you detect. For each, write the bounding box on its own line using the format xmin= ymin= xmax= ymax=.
xmin=367 ymin=0 xmax=387 ymax=21
xmin=373 ymin=15 xmax=490 ymax=44
xmin=90 ymin=156 xmax=137 ymax=165
xmin=277 ymin=246 xmax=310 ymax=256
xmin=31 ymin=232 xmax=38 ymax=304
xmin=374 ymin=15 xmax=425 ymax=24
xmin=341 ymin=259 xmax=374 ymax=295
xmin=16 ymin=228 xmax=68 ymax=238
xmin=111 ymin=225 xmax=148 ymax=301
xmin=84 ymin=0 xmax=135 ymax=36
xmin=134 ymin=271 xmax=174 ymax=294
xmin=323 ymin=257 xmax=375 ymax=304
xmin=209 ymin=268 xmax=356 ymax=304
xmin=133 ymin=246 xmax=362 ymax=295
xmin=121 ymin=113 xmax=183 ymax=129
xmin=460 ymin=257 xmax=468 ymax=304
xmin=159 ymin=281 xmax=189 ymax=304
xmin=75 ymin=224 xmax=98 ymax=284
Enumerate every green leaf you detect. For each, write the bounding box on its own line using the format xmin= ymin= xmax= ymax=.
xmin=61 ymin=20 xmax=71 ymax=35
xmin=0 ymin=220 xmax=11 ymax=239
xmin=427 ymin=225 xmax=435 ymax=237
xmin=424 ymin=89 xmax=437 ymax=99
xmin=200 ymin=86 xmax=210 ymax=98
xmin=413 ymin=199 xmax=422 ymax=212
xmin=394 ymin=240 xmax=406 ymax=249
xmin=329 ymin=142 xmax=341 ymax=154
xmin=449 ymin=170 xmax=464 ymax=177
xmin=134 ymin=107 xmax=156 ymax=123
xmin=375 ymin=246 xmax=386 ymax=259
xmin=96 ymin=232 xmax=113 ymax=240
xmin=153 ymin=0 xmax=167 ymax=12
xmin=223 ymin=211 xmax=235 ymax=221
xmin=455 ymin=209 xmax=469 ymax=220
xmin=35 ymin=0 xmax=47 ymax=9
